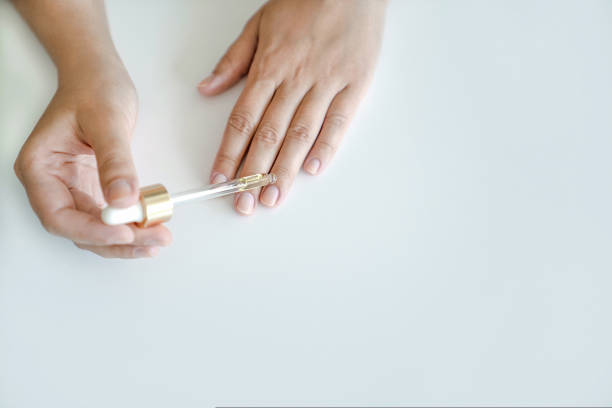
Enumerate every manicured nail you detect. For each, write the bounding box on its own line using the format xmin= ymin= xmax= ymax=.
xmin=118 ymin=230 xmax=136 ymax=245
xmin=198 ymin=74 xmax=222 ymax=90
xmin=106 ymin=179 xmax=133 ymax=203
xmin=260 ymin=185 xmax=279 ymax=207
xmin=235 ymin=192 xmax=254 ymax=215
xmin=211 ymin=173 xmax=227 ymax=184
xmin=304 ymin=158 xmax=321 ymax=175
xmin=143 ymin=238 xmax=169 ymax=247
xmin=134 ymin=246 xmax=159 ymax=257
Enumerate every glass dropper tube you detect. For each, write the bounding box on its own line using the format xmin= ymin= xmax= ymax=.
xmin=171 ymin=173 xmax=277 ymax=205
xmin=101 ymin=173 xmax=277 ymax=227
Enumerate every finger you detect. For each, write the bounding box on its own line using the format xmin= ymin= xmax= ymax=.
xmin=128 ymin=224 xmax=173 ymax=247
xmin=75 ymin=243 xmax=160 ymax=259
xmin=235 ymin=82 xmax=308 ymax=215
xmin=21 ymin=171 xmax=135 ymax=245
xmin=303 ymin=85 xmax=363 ymax=176
xmin=209 ymin=78 xmax=276 ymax=184
xmin=198 ymin=9 xmax=262 ymax=96
xmin=260 ymin=85 xmax=336 ymax=207
xmin=70 ymin=189 xmax=173 ymax=247
xmin=81 ymin=117 xmax=139 ymax=208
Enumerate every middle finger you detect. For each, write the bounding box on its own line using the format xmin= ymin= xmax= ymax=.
xmin=234 ymin=81 xmax=308 ymax=215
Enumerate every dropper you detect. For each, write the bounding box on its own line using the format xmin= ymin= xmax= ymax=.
xmin=101 ymin=173 xmax=277 ymax=227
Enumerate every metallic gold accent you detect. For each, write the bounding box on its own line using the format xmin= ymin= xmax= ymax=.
xmin=237 ymin=173 xmax=277 ymax=191
xmin=137 ymin=184 xmax=173 ymax=228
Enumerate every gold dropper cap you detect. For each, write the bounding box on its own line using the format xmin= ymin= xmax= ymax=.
xmin=132 ymin=173 xmax=276 ymax=228
xmin=137 ymin=184 xmax=173 ymax=227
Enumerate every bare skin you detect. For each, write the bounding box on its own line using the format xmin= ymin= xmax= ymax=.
xmin=12 ymin=0 xmax=386 ymax=258
xmin=199 ymin=0 xmax=387 ymax=215
xmin=12 ymin=0 xmax=171 ymax=258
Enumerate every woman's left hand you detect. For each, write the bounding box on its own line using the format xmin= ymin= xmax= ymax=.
xmin=198 ymin=0 xmax=387 ymax=215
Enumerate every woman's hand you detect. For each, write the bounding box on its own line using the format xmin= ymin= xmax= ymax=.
xmin=13 ymin=0 xmax=171 ymax=258
xmin=14 ymin=62 xmax=172 ymax=258
xmin=199 ymin=0 xmax=387 ymax=215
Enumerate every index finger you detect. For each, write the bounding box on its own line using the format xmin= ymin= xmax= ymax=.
xmin=21 ymin=171 xmax=135 ymax=246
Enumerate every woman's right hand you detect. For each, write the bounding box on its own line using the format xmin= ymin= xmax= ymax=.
xmin=14 ymin=60 xmax=172 ymax=258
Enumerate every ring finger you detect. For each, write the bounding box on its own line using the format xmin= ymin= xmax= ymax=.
xmin=260 ymin=84 xmax=339 ymax=207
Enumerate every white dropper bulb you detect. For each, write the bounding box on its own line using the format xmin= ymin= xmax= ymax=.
xmin=101 ymin=203 xmax=145 ymax=225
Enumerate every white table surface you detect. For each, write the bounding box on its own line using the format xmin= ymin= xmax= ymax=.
xmin=1 ymin=1 xmax=612 ymax=406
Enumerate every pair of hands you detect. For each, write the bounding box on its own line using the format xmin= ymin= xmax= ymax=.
xmin=13 ymin=0 xmax=387 ymax=258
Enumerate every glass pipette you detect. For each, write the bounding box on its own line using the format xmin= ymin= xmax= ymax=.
xmin=101 ymin=173 xmax=277 ymax=227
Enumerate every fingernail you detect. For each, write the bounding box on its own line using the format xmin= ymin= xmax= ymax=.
xmin=198 ymin=74 xmax=221 ymax=90
xmin=106 ymin=179 xmax=133 ymax=203
xmin=134 ymin=246 xmax=159 ymax=257
xmin=235 ymin=192 xmax=254 ymax=215
xmin=304 ymin=158 xmax=321 ymax=175
xmin=260 ymin=185 xmax=279 ymax=207
xmin=117 ymin=229 xmax=136 ymax=245
xmin=143 ymin=238 xmax=169 ymax=247
xmin=211 ymin=173 xmax=227 ymax=184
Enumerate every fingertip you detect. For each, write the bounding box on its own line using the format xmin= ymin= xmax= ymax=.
xmin=197 ymin=85 xmax=215 ymax=97
xmin=197 ymin=74 xmax=225 ymax=96
xmin=147 ymin=246 xmax=161 ymax=257
xmin=105 ymin=178 xmax=139 ymax=208
xmin=210 ymin=172 xmax=228 ymax=185
xmin=157 ymin=226 xmax=173 ymax=246
xmin=134 ymin=246 xmax=160 ymax=258
xmin=235 ymin=192 xmax=255 ymax=215
xmin=111 ymin=225 xmax=136 ymax=245
xmin=304 ymin=158 xmax=321 ymax=175
xmin=260 ymin=185 xmax=279 ymax=207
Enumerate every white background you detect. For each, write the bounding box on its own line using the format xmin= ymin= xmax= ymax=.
xmin=1 ymin=0 xmax=612 ymax=406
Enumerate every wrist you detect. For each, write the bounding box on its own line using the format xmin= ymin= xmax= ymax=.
xmin=56 ymin=46 xmax=128 ymax=89
xmin=55 ymin=50 xmax=138 ymax=120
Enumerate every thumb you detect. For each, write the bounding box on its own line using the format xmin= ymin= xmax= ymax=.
xmin=198 ymin=10 xmax=261 ymax=96
xmin=89 ymin=122 xmax=140 ymax=208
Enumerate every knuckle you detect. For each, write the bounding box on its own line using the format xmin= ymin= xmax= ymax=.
xmin=254 ymin=123 xmax=281 ymax=146
xmin=249 ymin=77 xmax=277 ymax=92
xmin=227 ymin=111 xmax=255 ymax=136
xmin=325 ymin=112 xmax=348 ymax=129
xmin=215 ymin=151 xmax=239 ymax=169
xmin=290 ymin=61 xmax=310 ymax=83
xmin=253 ymin=68 xmax=277 ymax=84
xmin=251 ymin=54 xmax=278 ymax=80
xmin=316 ymin=139 xmax=337 ymax=156
xmin=286 ymin=123 xmax=313 ymax=145
xmin=97 ymin=155 xmax=130 ymax=179
xmin=272 ymin=164 xmax=292 ymax=181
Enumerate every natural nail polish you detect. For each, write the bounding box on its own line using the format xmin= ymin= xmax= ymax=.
xmin=198 ymin=74 xmax=221 ymax=90
xmin=107 ymin=179 xmax=132 ymax=202
xmin=134 ymin=246 xmax=158 ymax=257
xmin=260 ymin=185 xmax=279 ymax=207
xmin=305 ymin=158 xmax=321 ymax=175
xmin=211 ymin=173 xmax=227 ymax=184
xmin=236 ymin=192 xmax=254 ymax=215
